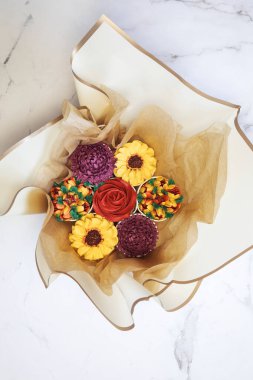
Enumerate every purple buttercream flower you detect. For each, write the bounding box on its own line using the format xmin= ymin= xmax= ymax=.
xmin=117 ymin=214 xmax=158 ymax=258
xmin=68 ymin=143 xmax=115 ymax=185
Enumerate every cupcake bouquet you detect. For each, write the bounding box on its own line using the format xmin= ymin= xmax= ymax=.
xmin=1 ymin=17 xmax=250 ymax=331
xmin=50 ymin=140 xmax=183 ymax=261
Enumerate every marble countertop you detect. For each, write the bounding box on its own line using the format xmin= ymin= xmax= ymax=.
xmin=0 ymin=1 xmax=253 ymax=379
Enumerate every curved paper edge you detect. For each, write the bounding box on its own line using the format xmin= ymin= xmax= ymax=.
xmin=0 ymin=105 xmax=98 ymax=216
xmin=0 ymin=186 xmax=49 ymax=216
xmin=142 ymin=245 xmax=253 ymax=288
xmin=35 ymin=260 xmax=202 ymax=330
xmin=35 ymin=265 xmax=135 ymax=331
xmin=0 ymin=105 xmax=93 ymax=163
xmin=71 ymin=15 xmax=252 ymax=152
xmin=0 ymin=115 xmax=63 ymax=162
xmin=130 ymin=280 xmax=202 ymax=315
xmin=156 ymin=280 xmax=202 ymax=312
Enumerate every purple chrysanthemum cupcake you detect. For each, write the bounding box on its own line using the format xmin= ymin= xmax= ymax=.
xmin=68 ymin=143 xmax=115 ymax=185
xmin=117 ymin=214 xmax=158 ymax=258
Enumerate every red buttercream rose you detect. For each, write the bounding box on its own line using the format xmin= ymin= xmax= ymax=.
xmin=93 ymin=178 xmax=137 ymax=222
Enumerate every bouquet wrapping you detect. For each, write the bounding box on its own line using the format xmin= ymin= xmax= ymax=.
xmin=0 ymin=16 xmax=252 ymax=329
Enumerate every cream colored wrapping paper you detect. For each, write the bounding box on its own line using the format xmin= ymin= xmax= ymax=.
xmin=35 ymin=94 xmax=230 ymax=297
xmin=0 ymin=16 xmax=252 ymax=329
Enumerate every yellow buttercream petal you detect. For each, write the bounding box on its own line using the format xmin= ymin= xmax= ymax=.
xmin=121 ymin=169 xmax=131 ymax=182
xmin=75 ymin=220 xmax=85 ymax=228
xmin=114 ymin=165 xmax=128 ymax=177
xmin=72 ymin=225 xmax=85 ymax=237
xmin=77 ymin=245 xmax=90 ymax=256
xmin=71 ymin=240 xmax=85 ymax=249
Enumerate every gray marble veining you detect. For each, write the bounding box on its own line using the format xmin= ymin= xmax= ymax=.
xmin=0 ymin=1 xmax=252 ymax=379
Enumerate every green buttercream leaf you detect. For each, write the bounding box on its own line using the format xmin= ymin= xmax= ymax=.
xmin=146 ymin=212 xmax=154 ymax=219
xmin=70 ymin=209 xmax=79 ymax=220
xmin=61 ymin=185 xmax=68 ymax=194
xmin=161 ymin=189 xmax=168 ymax=195
xmin=70 ymin=186 xmax=78 ymax=193
xmin=153 ymin=186 xmax=158 ymax=194
xmin=176 ymin=195 xmax=184 ymax=204
xmin=77 ymin=192 xmax=84 ymax=200
xmin=137 ymin=193 xmax=143 ymax=202
xmin=93 ymin=182 xmax=104 ymax=192
xmin=57 ymin=196 xmax=63 ymax=204
xmin=148 ymin=178 xmax=155 ymax=185
xmin=55 ymin=215 xmax=62 ymax=222
xmin=168 ymin=178 xmax=175 ymax=185
xmin=165 ymin=212 xmax=174 ymax=218
xmin=85 ymin=195 xmax=93 ymax=205
xmin=153 ymin=202 xmax=160 ymax=209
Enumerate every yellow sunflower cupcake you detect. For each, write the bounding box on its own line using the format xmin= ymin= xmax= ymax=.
xmin=114 ymin=140 xmax=157 ymax=186
xmin=69 ymin=214 xmax=118 ymax=261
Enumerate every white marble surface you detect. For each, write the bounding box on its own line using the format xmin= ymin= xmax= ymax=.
xmin=0 ymin=1 xmax=253 ymax=379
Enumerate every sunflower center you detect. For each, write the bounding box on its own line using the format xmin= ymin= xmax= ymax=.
xmin=85 ymin=229 xmax=102 ymax=246
xmin=128 ymin=155 xmax=143 ymax=169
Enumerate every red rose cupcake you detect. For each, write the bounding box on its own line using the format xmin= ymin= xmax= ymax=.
xmin=93 ymin=178 xmax=137 ymax=222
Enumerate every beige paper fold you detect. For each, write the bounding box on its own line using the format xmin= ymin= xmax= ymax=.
xmin=36 ymin=88 xmax=229 ymax=296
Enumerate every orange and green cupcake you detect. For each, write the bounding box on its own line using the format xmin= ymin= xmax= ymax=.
xmin=50 ymin=177 xmax=93 ymax=222
xmin=137 ymin=176 xmax=183 ymax=221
